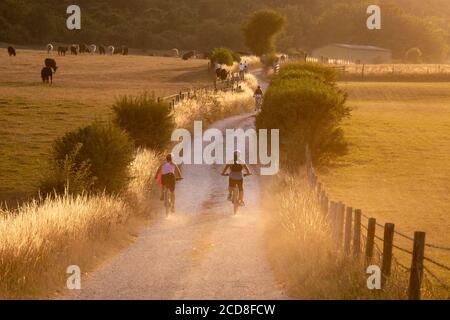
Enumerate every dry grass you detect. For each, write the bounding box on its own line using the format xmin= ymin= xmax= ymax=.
xmin=0 ymin=49 xmax=213 ymax=203
xmin=341 ymin=64 xmax=450 ymax=81
xmin=263 ymin=172 xmax=414 ymax=300
xmin=317 ymin=81 xmax=450 ymax=288
xmin=174 ymin=74 xmax=257 ymax=129
xmin=0 ymin=149 xmax=159 ymax=299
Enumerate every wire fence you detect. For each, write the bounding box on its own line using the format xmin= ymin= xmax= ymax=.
xmin=305 ymin=145 xmax=450 ymax=300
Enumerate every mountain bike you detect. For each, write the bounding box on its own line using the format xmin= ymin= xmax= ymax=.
xmin=163 ymin=177 xmax=183 ymax=217
xmin=254 ymin=95 xmax=263 ymax=113
xmin=222 ymin=174 xmax=250 ymax=215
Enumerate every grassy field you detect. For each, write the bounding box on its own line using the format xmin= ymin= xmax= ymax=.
xmin=318 ymin=81 xmax=450 ymax=285
xmin=0 ymin=50 xmax=213 ymax=204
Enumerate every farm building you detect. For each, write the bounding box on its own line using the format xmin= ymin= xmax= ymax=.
xmin=311 ymin=44 xmax=392 ymax=64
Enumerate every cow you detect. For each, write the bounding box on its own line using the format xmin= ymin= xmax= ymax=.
xmin=99 ymin=45 xmax=106 ymax=55
xmin=58 ymin=46 xmax=68 ymax=56
xmin=70 ymin=45 xmax=79 ymax=55
xmin=88 ymin=44 xmax=96 ymax=55
xmin=79 ymin=44 xmax=87 ymax=54
xmin=220 ymin=68 xmax=229 ymax=81
xmin=122 ymin=46 xmax=129 ymax=55
xmin=7 ymin=46 xmax=16 ymax=57
xmin=171 ymin=48 xmax=179 ymax=57
xmin=108 ymin=46 xmax=115 ymax=55
xmin=45 ymin=58 xmax=58 ymax=72
xmin=182 ymin=51 xmax=195 ymax=60
xmin=47 ymin=44 xmax=54 ymax=54
xmin=41 ymin=67 xmax=53 ymax=84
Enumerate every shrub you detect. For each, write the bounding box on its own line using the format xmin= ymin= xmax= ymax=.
xmin=232 ymin=51 xmax=241 ymax=63
xmin=278 ymin=62 xmax=339 ymax=84
xmin=46 ymin=122 xmax=134 ymax=194
xmin=256 ymin=71 xmax=350 ymax=167
xmin=261 ymin=53 xmax=279 ymax=68
xmin=210 ymin=47 xmax=234 ymax=66
xmin=39 ymin=143 xmax=96 ymax=196
xmin=112 ymin=93 xmax=175 ymax=150
xmin=405 ymin=47 xmax=423 ymax=63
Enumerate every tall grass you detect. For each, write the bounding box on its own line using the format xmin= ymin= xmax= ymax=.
xmin=0 ymin=148 xmax=159 ymax=299
xmin=262 ymin=171 xmax=410 ymax=299
xmin=174 ymin=74 xmax=257 ymax=128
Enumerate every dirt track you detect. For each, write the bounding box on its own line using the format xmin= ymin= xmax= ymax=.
xmin=62 ymin=71 xmax=285 ymax=300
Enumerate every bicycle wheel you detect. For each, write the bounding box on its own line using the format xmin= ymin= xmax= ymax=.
xmin=232 ymin=186 xmax=239 ymax=215
xmin=164 ymin=189 xmax=170 ymax=217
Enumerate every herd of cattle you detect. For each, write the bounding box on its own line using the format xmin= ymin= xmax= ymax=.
xmin=6 ymin=43 xmax=130 ymax=84
xmin=47 ymin=43 xmax=129 ymax=56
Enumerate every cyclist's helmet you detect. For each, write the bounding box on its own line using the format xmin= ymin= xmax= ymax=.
xmin=233 ymin=150 xmax=241 ymax=162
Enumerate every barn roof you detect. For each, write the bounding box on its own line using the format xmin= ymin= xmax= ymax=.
xmin=330 ymin=43 xmax=391 ymax=52
xmin=332 ymin=43 xmax=391 ymax=52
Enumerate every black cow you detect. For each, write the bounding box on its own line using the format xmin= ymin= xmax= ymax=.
xmin=45 ymin=58 xmax=58 ymax=72
xmin=41 ymin=67 xmax=53 ymax=84
xmin=99 ymin=46 xmax=106 ymax=55
xmin=58 ymin=46 xmax=68 ymax=56
xmin=220 ymin=68 xmax=229 ymax=81
xmin=182 ymin=51 xmax=195 ymax=60
xmin=7 ymin=46 xmax=16 ymax=57
xmin=122 ymin=46 xmax=129 ymax=56
xmin=79 ymin=44 xmax=87 ymax=54
xmin=70 ymin=45 xmax=78 ymax=55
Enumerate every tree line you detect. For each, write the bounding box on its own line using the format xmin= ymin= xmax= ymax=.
xmin=0 ymin=0 xmax=448 ymax=61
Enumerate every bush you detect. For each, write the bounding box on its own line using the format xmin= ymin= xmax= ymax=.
xmin=405 ymin=47 xmax=423 ymax=63
xmin=39 ymin=143 xmax=96 ymax=196
xmin=256 ymin=66 xmax=350 ymax=167
xmin=278 ymin=62 xmax=338 ymax=84
xmin=261 ymin=53 xmax=279 ymax=67
xmin=43 ymin=122 xmax=135 ymax=194
xmin=209 ymin=47 xmax=234 ymax=66
xmin=112 ymin=93 xmax=175 ymax=150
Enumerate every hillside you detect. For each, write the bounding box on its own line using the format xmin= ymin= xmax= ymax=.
xmin=0 ymin=0 xmax=449 ymax=61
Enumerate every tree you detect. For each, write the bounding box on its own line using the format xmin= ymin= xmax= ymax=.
xmin=242 ymin=10 xmax=286 ymax=56
xmin=209 ymin=47 xmax=234 ymax=66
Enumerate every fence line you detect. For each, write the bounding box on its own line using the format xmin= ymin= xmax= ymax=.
xmin=156 ymin=74 xmax=237 ymax=109
xmin=304 ymin=145 xmax=450 ymax=299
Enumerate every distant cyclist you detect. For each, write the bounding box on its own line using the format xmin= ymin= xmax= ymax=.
xmin=254 ymin=85 xmax=263 ymax=112
xmin=155 ymin=154 xmax=183 ymax=213
xmin=221 ymin=150 xmax=251 ymax=206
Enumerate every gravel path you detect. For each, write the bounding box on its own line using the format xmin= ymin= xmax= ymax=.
xmin=62 ymin=72 xmax=285 ymax=300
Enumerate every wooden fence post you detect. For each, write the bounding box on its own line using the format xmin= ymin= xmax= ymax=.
xmin=344 ymin=207 xmax=353 ymax=255
xmin=382 ymin=223 xmax=395 ymax=282
xmin=329 ymin=201 xmax=336 ymax=231
xmin=336 ymin=202 xmax=345 ymax=246
xmin=353 ymin=209 xmax=362 ymax=257
xmin=408 ymin=232 xmax=426 ymax=300
xmin=322 ymin=194 xmax=329 ymax=216
xmin=365 ymin=218 xmax=376 ymax=264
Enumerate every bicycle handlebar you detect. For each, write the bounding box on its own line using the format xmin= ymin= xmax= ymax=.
xmin=221 ymin=173 xmax=252 ymax=177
